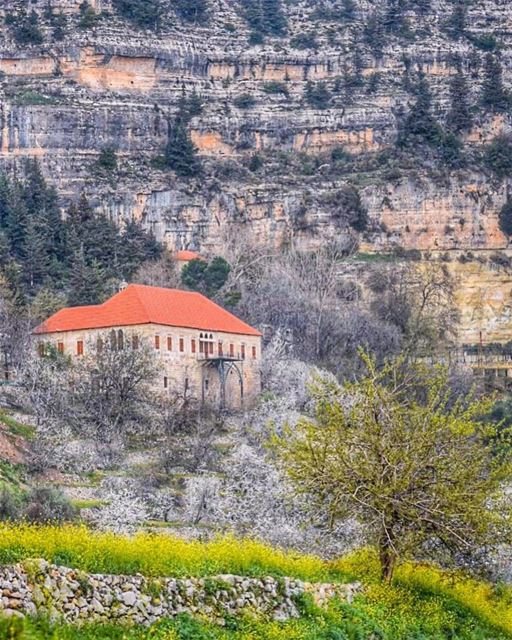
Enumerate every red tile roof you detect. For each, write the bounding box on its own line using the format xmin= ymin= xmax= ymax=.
xmin=34 ymin=284 xmax=261 ymax=337
xmin=175 ymin=250 xmax=202 ymax=262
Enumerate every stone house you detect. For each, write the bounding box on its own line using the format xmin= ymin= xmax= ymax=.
xmin=34 ymin=284 xmax=262 ymax=410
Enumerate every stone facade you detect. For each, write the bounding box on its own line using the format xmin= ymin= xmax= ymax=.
xmin=0 ymin=560 xmax=361 ymax=625
xmin=37 ymin=323 xmax=261 ymax=410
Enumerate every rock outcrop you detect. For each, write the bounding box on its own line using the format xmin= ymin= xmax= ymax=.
xmin=1 ymin=0 xmax=512 ymax=342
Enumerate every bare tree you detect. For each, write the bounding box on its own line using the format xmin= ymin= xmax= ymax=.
xmin=69 ymin=334 xmax=158 ymax=450
xmin=368 ymin=261 xmax=458 ymax=356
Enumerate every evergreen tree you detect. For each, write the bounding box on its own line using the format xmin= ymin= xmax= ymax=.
xmin=12 ymin=10 xmax=44 ymax=45
xmin=112 ymin=0 xmax=162 ymax=29
xmin=364 ymin=13 xmax=386 ymax=58
xmin=5 ymin=182 xmax=28 ymax=261
xmin=481 ymin=54 xmax=511 ymax=113
xmin=174 ymin=0 xmax=209 ymax=23
xmin=398 ymin=73 xmax=442 ymax=147
xmin=445 ymin=1 xmax=466 ymax=39
xmin=164 ymin=118 xmax=200 ymax=176
xmin=498 ymin=199 xmax=512 ymax=236
xmin=22 ymin=217 xmax=49 ymax=290
xmin=447 ymin=68 xmax=473 ymax=133
xmin=483 ymin=135 xmax=512 ymax=178
xmin=68 ymin=250 xmax=106 ymax=306
xmin=241 ymin=0 xmax=287 ymax=38
xmin=119 ymin=220 xmax=162 ymax=278
xmin=305 ymin=81 xmax=332 ymax=109
xmin=182 ymin=257 xmax=231 ymax=296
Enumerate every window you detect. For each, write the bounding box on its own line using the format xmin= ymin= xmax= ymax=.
xmin=57 ymin=342 xmax=64 ymax=354
xmin=117 ymin=330 xmax=124 ymax=350
xmin=132 ymin=335 xmax=139 ymax=350
xmin=167 ymin=336 xmax=172 ymax=351
xmin=209 ymin=341 xmax=214 ymax=355
xmin=155 ymin=335 xmax=160 ymax=350
xmin=110 ymin=329 xmax=117 ymax=349
xmin=204 ymin=379 xmax=209 ymax=391
xmin=37 ymin=343 xmax=45 ymax=358
xmin=218 ymin=342 xmax=223 ymax=356
xmin=179 ymin=338 xmax=184 ymax=352
xmin=191 ymin=339 xmax=196 ymax=354
xmin=241 ymin=344 xmax=246 ymax=360
xmin=252 ymin=345 xmax=257 ymax=359
xmin=163 ymin=376 xmax=168 ymax=389
xmin=77 ymin=340 xmax=84 ymax=356
xmin=229 ymin=343 xmax=234 ymax=357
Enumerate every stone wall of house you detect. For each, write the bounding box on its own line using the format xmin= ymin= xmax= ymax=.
xmin=36 ymin=323 xmax=262 ymax=410
xmin=0 ymin=560 xmax=361 ymax=624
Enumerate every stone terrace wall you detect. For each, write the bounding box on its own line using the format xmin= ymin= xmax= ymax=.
xmin=0 ymin=560 xmax=361 ymax=625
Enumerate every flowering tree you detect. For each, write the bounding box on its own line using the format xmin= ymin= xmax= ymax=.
xmin=273 ymin=352 xmax=512 ymax=582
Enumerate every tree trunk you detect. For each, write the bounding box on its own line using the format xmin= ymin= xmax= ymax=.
xmin=379 ymin=541 xmax=396 ymax=583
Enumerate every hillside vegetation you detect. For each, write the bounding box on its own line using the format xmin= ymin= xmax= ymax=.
xmin=0 ymin=525 xmax=511 ymax=640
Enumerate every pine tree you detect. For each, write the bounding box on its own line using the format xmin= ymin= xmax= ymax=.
xmin=241 ymin=0 xmax=287 ymax=38
xmin=5 ymin=182 xmax=28 ymax=261
xmin=119 ymin=221 xmax=162 ymax=278
xmin=398 ymin=73 xmax=442 ymax=147
xmin=22 ymin=217 xmax=49 ymax=290
xmin=445 ymin=1 xmax=466 ymax=39
xmin=164 ymin=118 xmax=200 ymax=176
xmin=481 ymin=54 xmax=511 ymax=112
xmin=499 ymin=199 xmax=512 ymax=236
xmin=68 ymin=250 xmax=106 ymax=306
xmin=447 ymin=69 xmax=473 ymax=133
xmin=364 ymin=13 xmax=385 ymax=58
xmin=174 ymin=0 xmax=209 ymax=23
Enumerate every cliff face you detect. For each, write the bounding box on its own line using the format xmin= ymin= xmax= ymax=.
xmin=1 ymin=0 xmax=512 ymax=343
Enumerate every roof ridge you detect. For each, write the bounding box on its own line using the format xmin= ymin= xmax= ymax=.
xmin=122 ymin=284 xmax=152 ymax=323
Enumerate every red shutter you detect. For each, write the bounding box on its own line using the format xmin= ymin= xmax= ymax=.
xmin=167 ymin=337 xmax=172 ymax=351
xmin=155 ymin=335 xmax=160 ymax=350
xmin=77 ymin=340 xmax=84 ymax=356
xmin=191 ymin=339 xmax=196 ymax=354
xmin=179 ymin=338 xmax=184 ymax=352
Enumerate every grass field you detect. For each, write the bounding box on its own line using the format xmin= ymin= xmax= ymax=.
xmin=0 ymin=524 xmax=510 ymax=640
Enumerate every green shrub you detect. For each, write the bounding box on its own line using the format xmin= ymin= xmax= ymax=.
xmin=112 ymin=0 xmax=162 ymax=29
xmin=174 ymin=0 xmax=209 ymax=23
xmin=0 ymin=484 xmax=23 ymax=521
xmin=233 ymin=94 xmax=256 ymax=109
xmin=24 ymin=487 xmax=77 ymax=524
xmin=96 ymin=148 xmax=118 ymax=172
xmin=78 ymin=2 xmax=99 ymax=29
xmin=483 ymin=135 xmax=512 ymax=178
xmin=262 ymin=82 xmax=289 ymax=96
xmin=305 ymin=81 xmax=331 ymax=109
xmin=9 ymin=10 xmax=44 ymax=44
xmin=499 ymin=199 xmax=512 ymax=235
xmin=290 ymin=33 xmax=318 ymax=50
xmin=181 ymin=257 xmax=231 ymax=296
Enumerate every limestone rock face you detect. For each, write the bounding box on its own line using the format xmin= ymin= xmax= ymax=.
xmin=1 ymin=0 xmax=512 ymax=341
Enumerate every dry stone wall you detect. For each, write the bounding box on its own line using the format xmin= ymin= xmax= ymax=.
xmin=0 ymin=560 xmax=360 ymax=625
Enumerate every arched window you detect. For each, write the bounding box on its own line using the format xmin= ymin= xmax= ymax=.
xmin=110 ymin=330 xmax=117 ymax=350
xmin=117 ymin=330 xmax=124 ymax=350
